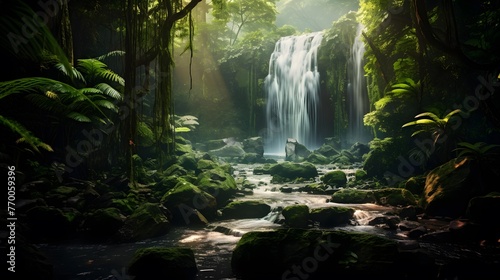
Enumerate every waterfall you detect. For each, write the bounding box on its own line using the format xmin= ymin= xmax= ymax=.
xmin=347 ymin=24 xmax=370 ymax=144
xmin=264 ymin=32 xmax=323 ymax=155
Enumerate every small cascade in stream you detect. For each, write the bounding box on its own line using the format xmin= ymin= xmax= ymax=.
xmin=264 ymin=32 xmax=323 ymax=154
xmin=347 ymin=23 xmax=371 ymax=144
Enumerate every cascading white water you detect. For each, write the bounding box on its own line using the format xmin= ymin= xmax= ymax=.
xmin=347 ymin=23 xmax=370 ymax=144
xmin=264 ymin=32 xmax=323 ymax=155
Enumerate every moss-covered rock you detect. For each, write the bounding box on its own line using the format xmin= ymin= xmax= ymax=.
xmin=118 ymin=203 xmax=171 ymax=242
xmin=196 ymin=159 xmax=219 ymax=172
xmin=195 ymin=168 xmax=238 ymax=206
xmin=354 ymin=169 xmax=368 ymax=181
xmin=231 ymin=228 xmax=400 ymax=279
xmin=306 ymin=152 xmax=330 ymax=164
xmin=128 ymin=247 xmax=197 ymax=280
xmin=82 ymin=207 xmax=126 ymax=241
xmin=310 ymin=206 xmax=354 ymax=226
xmin=373 ymin=188 xmax=418 ymax=206
xmin=269 ymin=162 xmax=318 ymax=182
xmin=422 ymin=158 xmax=474 ymax=218
xmin=253 ymin=163 xmax=276 ymax=175
xmin=178 ymin=152 xmax=198 ymax=171
xmin=161 ymin=180 xmax=217 ymax=225
xmin=404 ymin=175 xmax=426 ymax=195
xmin=315 ymin=144 xmax=339 ymax=157
xmin=25 ymin=206 xmax=75 ymax=242
xmin=282 ymin=205 xmax=310 ymax=228
xmin=331 ymin=189 xmax=377 ymax=204
xmin=220 ymin=200 xmax=271 ymax=219
xmin=321 ymin=170 xmax=348 ymax=187
xmin=466 ymin=192 xmax=500 ymax=226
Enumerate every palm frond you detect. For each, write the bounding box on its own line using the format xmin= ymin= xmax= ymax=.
xmin=442 ymin=109 xmax=463 ymax=122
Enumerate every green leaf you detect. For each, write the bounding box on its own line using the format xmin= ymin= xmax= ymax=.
xmin=175 ymin=127 xmax=191 ymax=133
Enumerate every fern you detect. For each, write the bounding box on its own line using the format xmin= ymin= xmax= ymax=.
xmin=0 ymin=115 xmax=53 ymax=152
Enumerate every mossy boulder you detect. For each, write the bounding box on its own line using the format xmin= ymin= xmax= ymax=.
xmin=466 ymin=192 xmax=500 ymax=226
xmin=25 ymin=206 xmax=75 ymax=242
xmin=82 ymin=207 xmax=126 ymax=241
xmin=231 ymin=228 xmax=400 ymax=280
xmin=128 ymin=247 xmax=197 ymax=280
xmin=373 ymin=188 xmax=418 ymax=207
xmin=354 ymin=169 xmax=368 ymax=181
xmin=195 ymin=168 xmax=238 ymax=206
xmin=220 ymin=200 xmax=271 ymax=219
xmin=422 ymin=158 xmax=474 ymax=218
xmin=118 ymin=203 xmax=171 ymax=242
xmin=331 ymin=189 xmax=377 ymax=204
xmin=282 ymin=205 xmax=310 ymax=227
xmin=315 ymin=144 xmax=339 ymax=157
xmin=404 ymin=176 xmax=426 ymax=195
xmin=161 ymin=180 xmax=217 ymax=225
xmin=306 ymin=152 xmax=330 ymax=164
xmin=196 ymin=159 xmax=219 ymax=172
xmin=178 ymin=152 xmax=198 ymax=171
xmin=321 ymin=170 xmax=348 ymax=187
xmin=269 ymin=162 xmax=318 ymax=182
xmin=310 ymin=206 xmax=354 ymax=227
xmin=253 ymin=163 xmax=275 ymax=175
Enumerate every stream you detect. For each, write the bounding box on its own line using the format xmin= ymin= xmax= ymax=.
xmin=37 ymin=161 xmax=406 ymax=280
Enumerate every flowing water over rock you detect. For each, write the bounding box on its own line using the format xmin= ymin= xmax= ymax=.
xmin=38 ymin=161 xmax=401 ymax=280
xmin=347 ymin=23 xmax=370 ymax=144
xmin=264 ymin=32 xmax=323 ymax=154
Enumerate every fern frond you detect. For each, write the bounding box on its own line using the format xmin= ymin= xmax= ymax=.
xmin=93 ymin=50 xmax=126 ymax=61
xmin=66 ymin=112 xmax=91 ymax=122
xmin=99 ymin=69 xmax=125 ymax=86
xmin=95 ymin=83 xmax=123 ymax=100
xmin=94 ymin=99 xmax=118 ymax=112
xmin=0 ymin=115 xmax=53 ymax=152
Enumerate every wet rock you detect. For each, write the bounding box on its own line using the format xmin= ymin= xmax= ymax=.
xmin=320 ymin=170 xmax=347 ymax=187
xmin=118 ymin=203 xmax=171 ymax=242
xmin=282 ymin=204 xmax=310 ymax=228
xmin=310 ymin=206 xmax=354 ymax=227
xmin=128 ymin=247 xmax=197 ymax=280
xmin=161 ymin=180 xmax=217 ymax=225
xmin=269 ymin=161 xmax=318 ymax=182
xmin=82 ymin=207 xmax=126 ymax=241
xmin=231 ymin=228 xmax=401 ymax=280
xmin=331 ymin=188 xmax=377 ymax=204
xmin=195 ymin=168 xmax=238 ymax=207
xmin=220 ymin=200 xmax=271 ymax=219
xmin=285 ymin=138 xmax=311 ymax=161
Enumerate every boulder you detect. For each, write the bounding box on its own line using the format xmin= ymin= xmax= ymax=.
xmin=242 ymin=136 xmax=264 ymax=157
xmin=422 ymin=158 xmax=475 ymax=218
xmin=195 ymin=167 xmax=238 ymax=207
xmin=320 ymin=170 xmax=348 ymax=187
xmin=231 ymin=228 xmax=401 ymax=280
xmin=161 ymin=180 xmax=217 ymax=225
xmin=128 ymin=247 xmax=197 ymax=280
xmin=118 ymin=203 xmax=171 ymax=242
xmin=82 ymin=207 xmax=126 ymax=241
xmin=331 ymin=189 xmax=377 ymax=204
xmin=285 ymin=138 xmax=311 ymax=161
xmin=269 ymin=162 xmax=318 ymax=183
xmin=220 ymin=200 xmax=271 ymax=219
xmin=282 ymin=205 xmax=310 ymax=228
xmin=310 ymin=206 xmax=354 ymax=227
